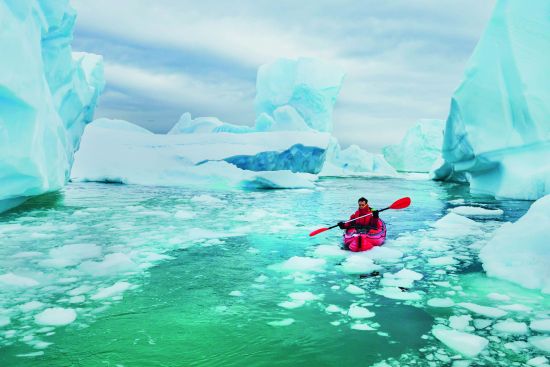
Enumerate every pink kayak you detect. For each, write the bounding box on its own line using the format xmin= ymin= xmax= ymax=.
xmin=343 ymin=218 xmax=386 ymax=252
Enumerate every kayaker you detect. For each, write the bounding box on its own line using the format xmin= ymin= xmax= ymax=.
xmin=337 ymin=197 xmax=379 ymax=232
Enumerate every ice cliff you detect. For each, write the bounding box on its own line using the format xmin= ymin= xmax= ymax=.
xmin=432 ymin=0 xmax=550 ymax=200
xmin=0 ymin=1 xmax=104 ymax=213
xmin=383 ymin=119 xmax=444 ymax=173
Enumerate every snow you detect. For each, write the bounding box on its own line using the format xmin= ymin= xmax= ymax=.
xmin=492 ymin=320 xmax=528 ymax=335
xmin=383 ymin=119 xmax=444 ymax=173
xmin=34 ymin=308 xmax=77 ymax=326
xmin=432 ymin=328 xmax=489 ymax=358
xmin=480 ymin=195 xmax=550 ymax=293
xmin=432 ymin=0 xmax=550 ymax=200
xmin=531 ymin=319 xmax=550 ymax=333
xmin=0 ymin=1 xmax=104 ymax=213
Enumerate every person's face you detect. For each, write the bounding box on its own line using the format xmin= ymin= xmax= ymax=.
xmin=358 ymin=201 xmax=368 ymax=209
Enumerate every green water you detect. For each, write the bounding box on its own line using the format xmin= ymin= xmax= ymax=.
xmin=0 ymin=178 xmax=540 ymax=366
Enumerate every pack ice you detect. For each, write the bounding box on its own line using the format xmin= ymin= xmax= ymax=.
xmin=432 ymin=0 xmax=550 ymax=200
xmin=0 ymin=1 xmax=104 ymax=213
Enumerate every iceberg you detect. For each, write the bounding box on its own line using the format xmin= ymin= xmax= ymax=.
xmin=432 ymin=0 xmax=550 ymax=200
xmin=254 ymin=58 xmax=345 ymax=132
xmin=479 ymin=194 xmax=550 ymax=294
xmin=0 ymin=1 xmax=104 ymax=213
xmin=383 ymin=119 xmax=444 ymax=173
xmin=71 ymin=119 xmax=327 ymax=189
xmin=320 ymin=138 xmax=398 ymax=177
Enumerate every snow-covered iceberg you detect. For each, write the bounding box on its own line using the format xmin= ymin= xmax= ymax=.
xmin=0 ymin=1 xmax=104 ymax=213
xmin=71 ymin=119 xmax=328 ymax=189
xmin=479 ymin=194 xmax=550 ymax=294
xmin=320 ymin=138 xmax=397 ymax=177
xmin=383 ymin=119 xmax=444 ymax=173
xmin=432 ymin=0 xmax=550 ymax=200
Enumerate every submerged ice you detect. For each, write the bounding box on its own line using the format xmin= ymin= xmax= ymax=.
xmin=0 ymin=1 xmax=104 ymax=213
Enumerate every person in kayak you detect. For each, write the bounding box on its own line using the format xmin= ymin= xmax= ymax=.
xmin=337 ymin=197 xmax=379 ymax=232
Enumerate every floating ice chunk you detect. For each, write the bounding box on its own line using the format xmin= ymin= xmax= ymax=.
xmin=432 ymin=328 xmax=489 ymax=358
xmin=174 ymin=210 xmax=195 ymax=219
xmin=487 ymin=293 xmax=510 ymax=301
xmin=457 ymin=302 xmax=507 ymax=318
xmin=229 ymin=291 xmax=243 ymax=297
xmin=288 ymin=291 xmax=321 ymax=301
xmin=427 ymin=298 xmax=455 ymax=308
xmin=473 ymin=319 xmax=492 ymax=330
xmin=271 ymin=257 xmax=326 ymax=273
xmin=529 ymin=336 xmax=550 ymax=353
xmin=278 ymin=300 xmax=305 ymax=309
xmin=12 ymin=251 xmax=43 ymax=259
xmin=313 ymin=245 xmax=347 ymax=259
xmin=449 ymin=206 xmax=503 ymax=218
xmin=267 ymin=318 xmax=295 ymax=327
xmin=79 ymin=253 xmax=138 ymax=276
xmin=527 ymin=356 xmax=549 ymax=366
xmin=428 ymin=256 xmax=458 ymax=266
xmin=348 ymin=304 xmax=375 ymax=319
xmin=69 ymin=296 xmax=85 ymax=304
xmin=34 ymin=308 xmax=76 ymax=326
xmin=91 ymin=282 xmax=132 ymax=300
xmin=363 ymin=247 xmax=403 ymax=261
xmin=20 ymin=301 xmax=44 ymax=312
xmin=430 ymin=213 xmax=482 ymax=238
xmin=40 ymin=243 xmax=102 ymax=268
xmin=480 ymin=195 xmax=550 ymax=293
xmin=449 ymin=315 xmax=472 ymax=331
xmin=345 ymin=284 xmax=365 ymax=295
xmin=375 ymin=287 xmax=422 ymax=301
xmin=380 ymin=277 xmax=414 ymax=288
xmin=390 ymin=268 xmax=423 ymax=281
xmin=0 ymin=316 xmax=10 ymax=327
xmin=325 ymin=304 xmax=345 ymax=314
xmin=16 ymin=351 xmax=44 ymax=358
xmin=254 ymin=275 xmax=268 ymax=283
xmin=351 ymin=323 xmax=376 ymax=331
xmin=531 ymin=319 xmax=550 ymax=333
xmin=67 ymin=285 xmax=94 ymax=296
xmin=0 ymin=273 xmax=39 ymax=287
xmin=504 ymin=340 xmax=530 ymax=353
xmin=498 ymin=303 xmax=532 ymax=313
xmin=191 ymin=195 xmax=224 ymax=205
xmin=340 ymin=255 xmax=381 ymax=274
xmin=493 ymin=320 xmax=528 ymax=335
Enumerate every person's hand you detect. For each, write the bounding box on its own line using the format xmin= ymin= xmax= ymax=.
xmin=373 ymin=210 xmax=379 ymax=218
xmin=337 ymin=222 xmax=345 ymax=229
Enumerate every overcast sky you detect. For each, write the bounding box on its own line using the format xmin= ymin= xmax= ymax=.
xmin=72 ymin=0 xmax=495 ymax=152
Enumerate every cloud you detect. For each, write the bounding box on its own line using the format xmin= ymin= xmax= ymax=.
xmin=72 ymin=0 xmax=495 ymax=151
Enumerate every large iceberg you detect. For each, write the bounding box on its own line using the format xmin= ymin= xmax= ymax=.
xmin=383 ymin=119 xmax=444 ymax=173
xmin=0 ymin=1 xmax=104 ymax=213
xmin=71 ymin=118 xmax=328 ymax=189
xmin=479 ymin=194 xmax=550 ymax=294
xmin=432 ymin=0 xmax=550 ymax=200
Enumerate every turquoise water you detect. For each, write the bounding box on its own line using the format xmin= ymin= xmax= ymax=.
xmin=0 ymin=178 xmax=542 ymax=366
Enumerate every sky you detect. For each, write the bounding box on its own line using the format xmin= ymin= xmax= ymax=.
xmin=72 ymin=0 xmax=496 ymax=152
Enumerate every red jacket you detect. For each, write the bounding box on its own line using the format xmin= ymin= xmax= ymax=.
xmin=344 ymin=207 xmax=374 ymax=228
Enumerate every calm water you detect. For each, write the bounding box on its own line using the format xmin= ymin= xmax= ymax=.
xmin=0 ymin=178 xmax=540 ymax=366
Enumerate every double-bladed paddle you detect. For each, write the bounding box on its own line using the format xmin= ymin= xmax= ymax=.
xmin=308 ymin=197 xmax=411 ymax=237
